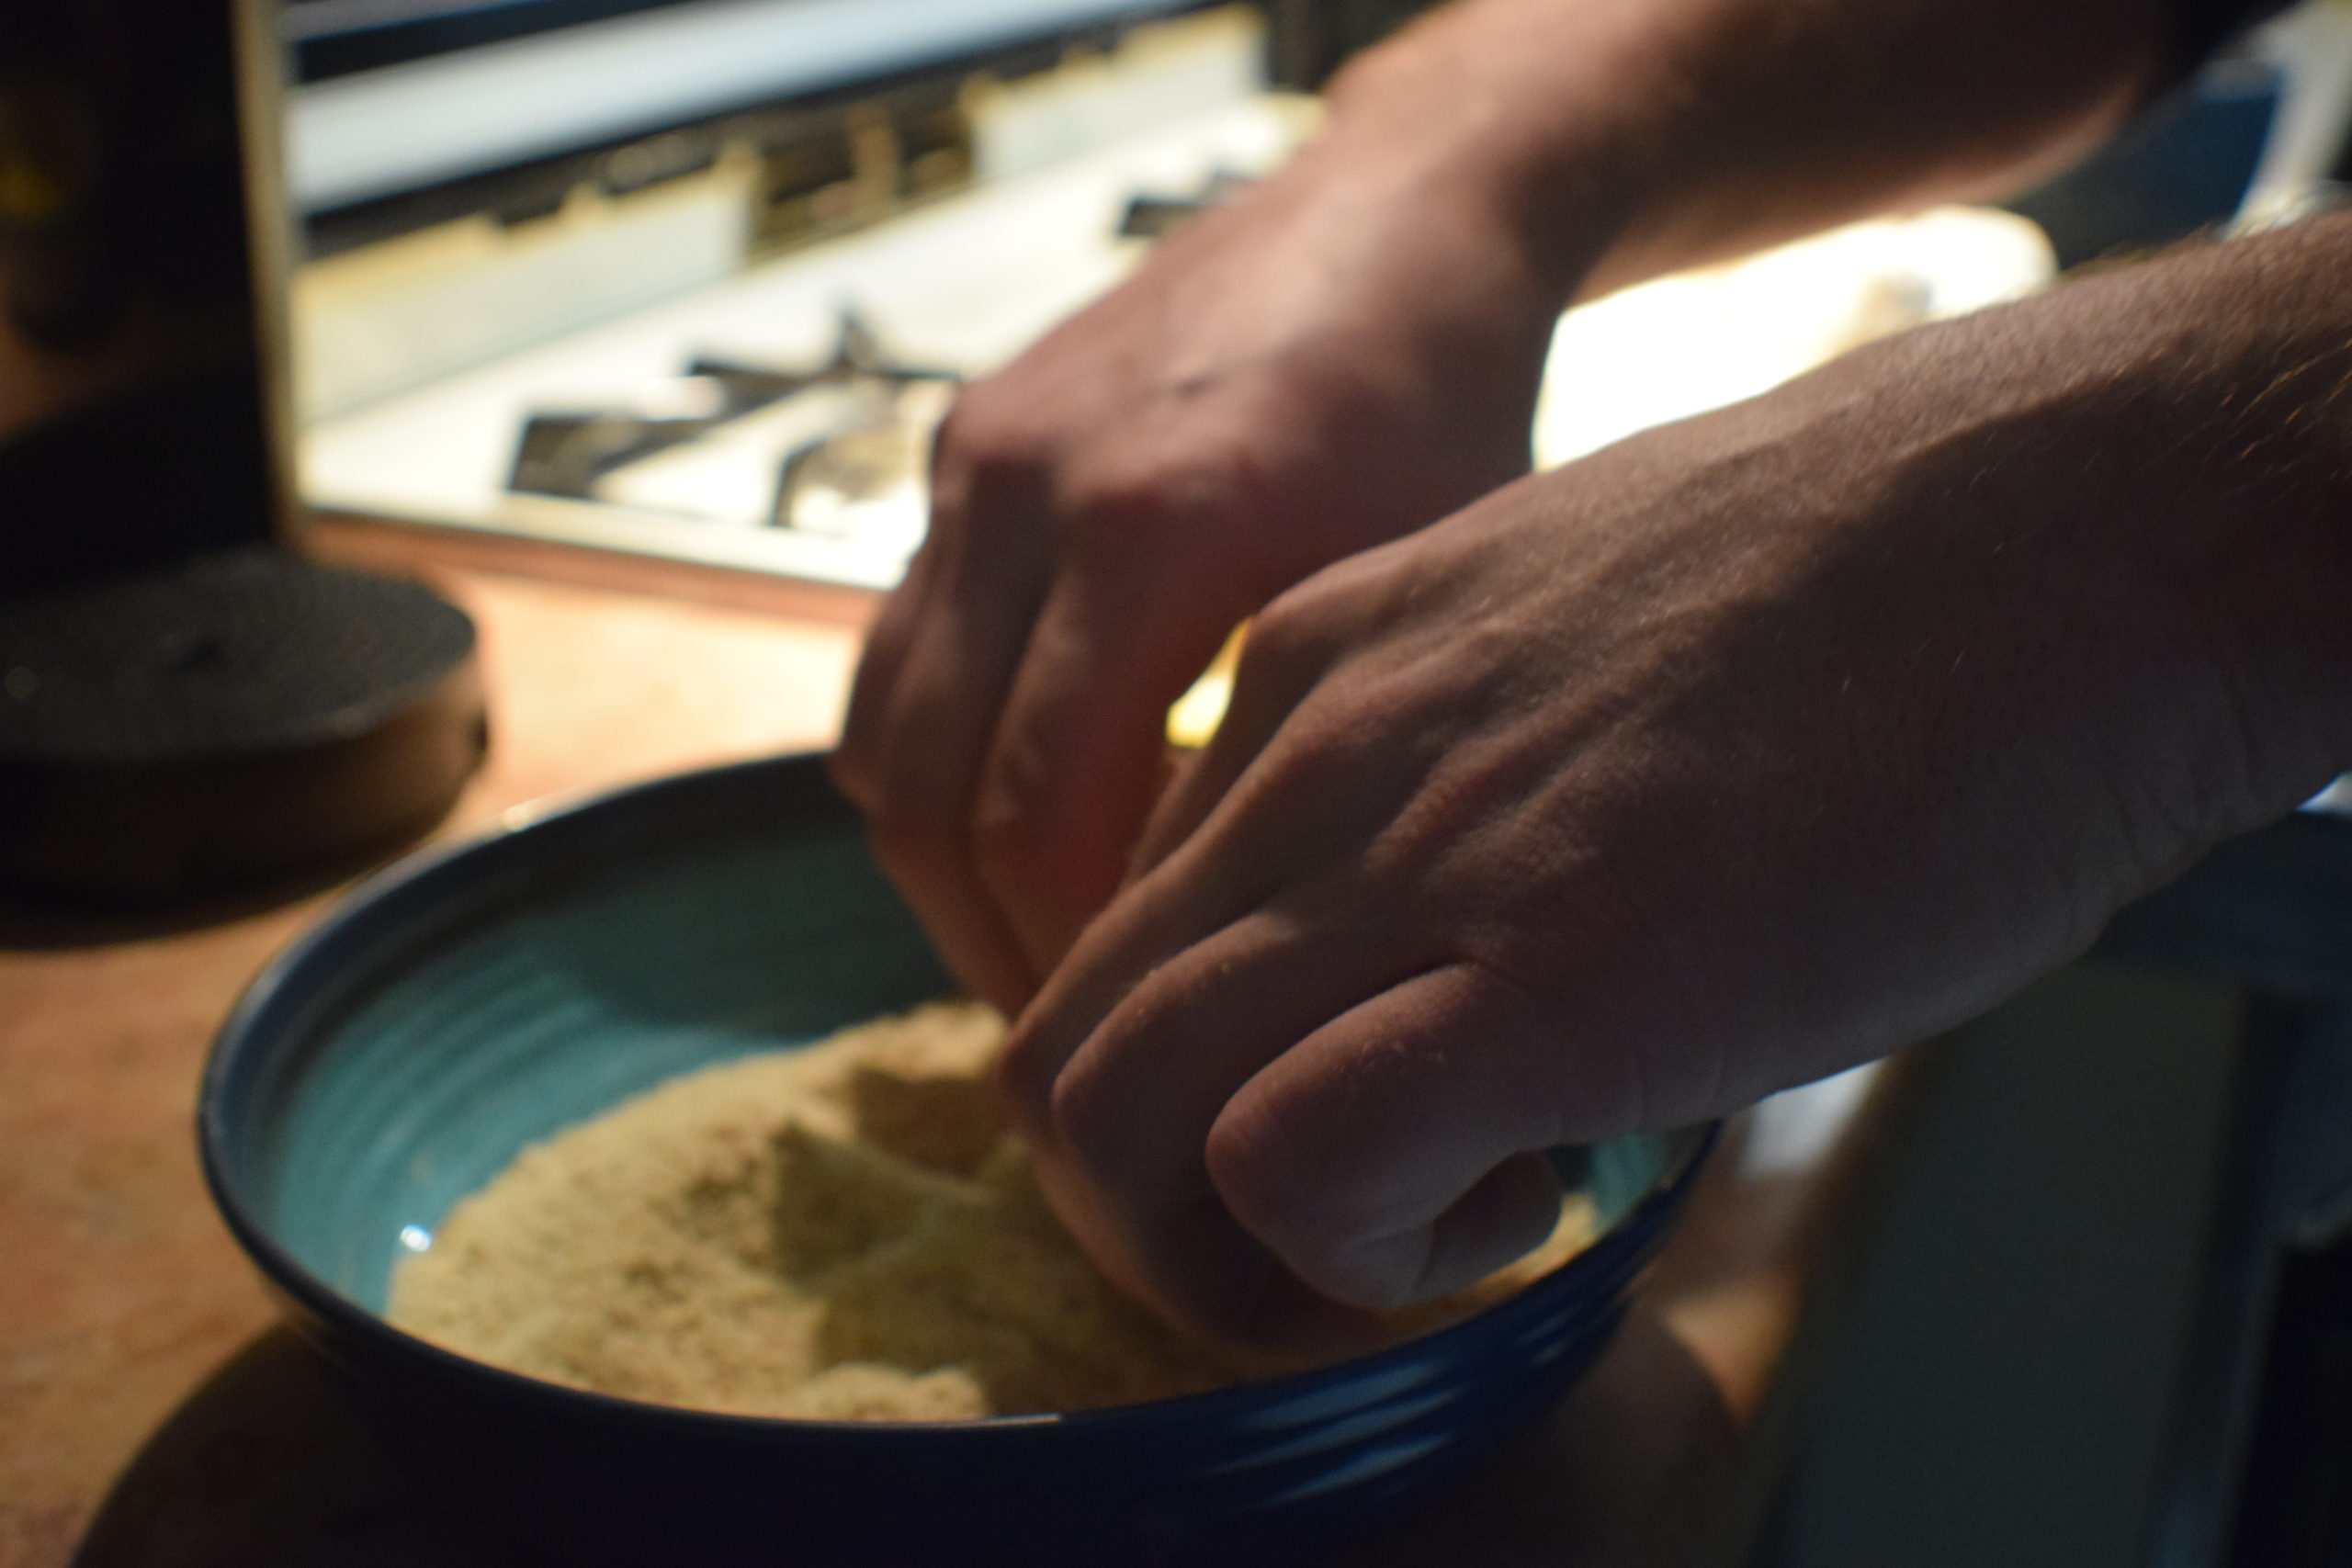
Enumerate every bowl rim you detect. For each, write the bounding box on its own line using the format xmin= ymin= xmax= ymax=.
xmin=198 ymin=750 xmax=1719 ymax=1438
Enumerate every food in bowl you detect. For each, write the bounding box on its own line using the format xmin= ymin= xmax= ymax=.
xmin=388 ymin=999 xmax=1597 ymax=1421
xmin=198 ymin=755 xmax=1713 ymax=1564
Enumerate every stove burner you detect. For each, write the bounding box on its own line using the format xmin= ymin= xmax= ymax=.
xmin=507 ymin=378 xmax=731 ymax=501
xmin=1117 ymin=169 xmax=1253 ymax=241
xmin=769 ymin=377 xmax=955 ymax=536
xmin=689 ymin=308 xmax=957 ymax=403
xmin=506 ymin=309 xmax=958 ymax=515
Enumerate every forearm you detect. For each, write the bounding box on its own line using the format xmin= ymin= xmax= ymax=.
xmin=984 ymin=200 xmax=2352 ymax=1340
xmin=1306 ymin=0 xmax=2177 ymax=302
xmin=1933 ymin=209 xmax=2352 ymax=857
xmin=1606 ymin=206 xmax=2352 ymax=910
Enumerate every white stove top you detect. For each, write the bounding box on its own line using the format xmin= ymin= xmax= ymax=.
xmin=301 ymin=96 xmax=1306 ymax=589
xmin=301 ymin=92 xmax=2053 ymax=595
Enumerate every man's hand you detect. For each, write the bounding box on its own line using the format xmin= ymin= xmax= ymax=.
xmin=830 ymin=130 xmax=1573 ymax=1011
xmin=993 ymin=226 xmax=2352 ymax=1342
xmin=829 ymin=0 xmax=2165 ymax=1018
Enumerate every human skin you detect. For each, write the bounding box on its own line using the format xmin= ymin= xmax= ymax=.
xmin=994 ymin=213 xmax=2352 ymax=1339
xmin=828 ymin=0 xmax=2165 ymax=1010
xmin=830 ymin=0 xmax=2343 ymax=1341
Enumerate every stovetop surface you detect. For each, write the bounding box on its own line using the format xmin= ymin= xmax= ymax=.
xmin=300 ymin=98 xmax=2053 ymax=594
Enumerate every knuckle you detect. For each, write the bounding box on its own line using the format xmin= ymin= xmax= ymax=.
xmin=990 ymin=1027 xmax=1056 ymax=1143
xmin=970 ymin=740 xmax=1056 ymax=840
xmin=929 ymin=392 xmax=1052 ymax=517
xmin=1211 ymin=1106 xmax=1418 ymax=1310
xmin=1204 ymin=1089 xmax=1355 ymax=1256
xmin=1039 ymin=964 xmax=1182 ymax=1168
xmin=1045 ymin=1046 xmax=1124 ymax=1165
xmin=1058 ymin=472 xmax=1192 ymax=571
xmin=968 ymin=757 xmax=1071 ymax=889
xmin=1238 ymin=585 xmax=1308 ymax=656
xmin=930 ymin=378 xmax=1021 ymax=459
xmin=1242 ymin=578 xmax=1350 ymax=680
xmin=1063 ymin=434 xmax=1286 ymax=569
xmin=1202 ymin=1104 xmax=1291 ymax=1232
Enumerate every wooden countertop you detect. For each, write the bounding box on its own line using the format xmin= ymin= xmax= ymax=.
xmin=0 ymin=557 xmax=1864 ymax=1567
xmin=0 ymin=567 xmax=859 ymax=1565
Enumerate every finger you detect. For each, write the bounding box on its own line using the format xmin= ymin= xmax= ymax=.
xmin=1207 ymin=963 xmax=1576 ymax=1311
xmin=1002 ymin=888 xmax=1427 ymax=1339
xmin=973 ymin=560 xmax=1254 ymax=976
xmin=998 ymin=606 xmax=1444 ymax=1145
xmin=993 ymin=718 xmax=1396 ymax=1155
xmin=1125 ymin=565 xmax=1373 ymax=882
xmin=830 ymin=526 xmax=937 ymax=779
xmin=999 ymin=886 xmax=1344 ymax=1162
xmin=832 ymin=459 xmax=1055 ymax=1013
xmin=831 ymin=468 xmax=956 ymax=814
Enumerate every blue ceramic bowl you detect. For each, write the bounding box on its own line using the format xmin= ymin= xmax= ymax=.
xmin=199 ymin=753 xmax=1713 ymax=1566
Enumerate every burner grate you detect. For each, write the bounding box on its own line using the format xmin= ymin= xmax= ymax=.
xmin=506 ymin=307 xmax=958 ymax=529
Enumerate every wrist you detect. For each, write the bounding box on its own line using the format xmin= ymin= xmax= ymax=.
xmin=1314 ymin=0 xmax=2163 ymax=307
xmin=1801 ymin=212 xmax=2352 ymax=859
xmin=2099 ymin=216 xmax=2352 ymax=830
xmin=1310 ymin=0 xmax=1678 ymax=308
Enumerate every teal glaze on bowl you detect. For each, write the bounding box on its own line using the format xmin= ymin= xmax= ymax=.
xmin=199 ymin=753 xmax=1713 ymax=1568
xmin=260 ymin=831 xmax=951 ymax=1310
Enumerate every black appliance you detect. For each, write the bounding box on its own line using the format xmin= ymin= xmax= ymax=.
xmin=0 ymin=0 xmax=483 ymax=911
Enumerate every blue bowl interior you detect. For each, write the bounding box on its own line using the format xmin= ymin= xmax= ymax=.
xmin=262 ymin=832 xmax=953 ymax=1310
xmin=210 ymin=756 xmax=1682 ymax=1339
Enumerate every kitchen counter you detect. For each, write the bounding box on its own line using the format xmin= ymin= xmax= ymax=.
xmin=0 ymin=554 xmax=1874 ymax=1567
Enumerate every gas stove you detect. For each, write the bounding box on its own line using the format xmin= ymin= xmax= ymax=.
xmin=505 ymin=307 xmax=957 ymax=541
xmin=298 ymin=91 xmax=2053 ymax=598
xmin=299 ymin=93 xmax=1310 ymax=591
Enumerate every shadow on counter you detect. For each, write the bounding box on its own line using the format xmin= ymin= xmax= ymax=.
xmin=72 ymin=1303 xmax=1740 ymax=1568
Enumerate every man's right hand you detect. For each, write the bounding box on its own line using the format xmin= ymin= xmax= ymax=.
xmin=992 ymin=211 xmax=2352 ymax=1341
